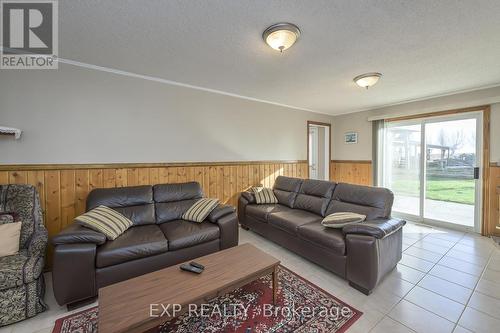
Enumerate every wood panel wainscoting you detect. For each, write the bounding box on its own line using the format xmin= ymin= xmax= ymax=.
xmin=2 ymin=159 xmax=497 ymax=269
xmin=330 ymin=160 xmax=373 ymax=186
xmin=488 ymin=165 xmax=500 ymax=237
xmin=0 ymin=161 xmax=307 ymax=268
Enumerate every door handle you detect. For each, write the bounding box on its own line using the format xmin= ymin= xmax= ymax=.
xmin=473 ymin=167 xmax=480 ymax=180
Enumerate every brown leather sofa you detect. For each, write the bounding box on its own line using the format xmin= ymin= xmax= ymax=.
xmin=51 ymin=182 xmax=238 ymax=307
xmin=239 ymin=176 xmax=405 ymax=294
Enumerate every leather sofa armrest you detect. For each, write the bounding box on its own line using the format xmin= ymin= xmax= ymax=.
xmin=345 ymin=227 xmax=403 ymax=294
xmin=208 ymin=204 xmax=236 ymax=223
xmin=238 ymin=195 xmax=249 ymax=224
xmin=342 ymin=218 xmax=406 ymax=239
xmin=52 ymin=243 xmax=97 ymax=305
xmin=214 ymin=212 xmax=239 ymax=250
xmin=241 ymin=191 xmax=255 ymax=204
xmin=52 ymin=223 xmax=107 ymax=246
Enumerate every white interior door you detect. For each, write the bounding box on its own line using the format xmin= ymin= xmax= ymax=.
xmin=309 ymin=127 xmax=319 ymax=179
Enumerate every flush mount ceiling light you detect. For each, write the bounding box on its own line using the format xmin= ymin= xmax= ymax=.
xmin=353 ymin=72 xmax=382 ymax=89
xmin=263 ymin=23 xmax=301 ymax=52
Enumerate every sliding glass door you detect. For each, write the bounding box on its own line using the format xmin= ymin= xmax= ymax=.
xmin=424 ymin=118 xmax=479 ymax=227
xmin=382 ymin=112 xmax=482 ymax=232
xmin=384 ymin=123 xmax=422 ymax=217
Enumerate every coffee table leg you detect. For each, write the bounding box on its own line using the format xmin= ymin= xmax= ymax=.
xmin=272 ymin=266 xmax=278 ymax=305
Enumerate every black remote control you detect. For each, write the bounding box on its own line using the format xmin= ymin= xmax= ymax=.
xmin=190 ymin=261 xmax=205 ymax=270
xmin=180 ymin=263 xmax=203 ymax=274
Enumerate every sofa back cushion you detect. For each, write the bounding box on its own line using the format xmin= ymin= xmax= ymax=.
xmin=153 ymin=182 xmax=203 ymax=203
xmin=86 ymin=186 xmax=155 ymax=226
xmin=272 ymin=176 xmax=302 ymax=208
xmin=326 ymin=183 xmax=394 ymax=220
xmin=153 ymin=182 xmax=204 ymax=223
xmin=294 ymin=179 xmax=336 ymax=216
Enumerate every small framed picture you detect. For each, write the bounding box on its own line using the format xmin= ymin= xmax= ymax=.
xmin=344 ymin=132 xmax=358 ymax=144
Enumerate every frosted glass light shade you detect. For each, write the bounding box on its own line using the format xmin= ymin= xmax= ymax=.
xmin=353 ymin=73 xmax=382 ymax=88
xmin=263 ymin=23 xmax=300 ymax=52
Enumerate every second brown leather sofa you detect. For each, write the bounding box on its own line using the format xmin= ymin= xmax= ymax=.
xmin=239 ymin=176 xmax=405 ymax=294
xmin=51 ymin=182 xmax=238 ymax=307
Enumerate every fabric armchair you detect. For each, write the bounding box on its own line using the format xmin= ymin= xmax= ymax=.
xmin=28 ymin=228 xmax=49 ymax=257
xmin=0 ymin=184 xmax=48 ymax=326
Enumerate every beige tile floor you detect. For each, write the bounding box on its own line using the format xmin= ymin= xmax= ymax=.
xmin=1 ymin=222 xmax=499 ymax=333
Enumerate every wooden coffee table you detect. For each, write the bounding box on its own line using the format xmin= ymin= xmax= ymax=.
xmin=98 ymin=243 xmax=280 ymax=333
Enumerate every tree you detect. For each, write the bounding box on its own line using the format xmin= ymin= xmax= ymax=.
xmin=437 ymin=128 xmax=465 ymax=156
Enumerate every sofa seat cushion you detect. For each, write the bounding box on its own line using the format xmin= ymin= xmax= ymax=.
xmin=0 ymin=250 xmax=44 ymax=290
xmin=96 ymin=225 xmax=168 ymax=268
xmin=297 ymin=222 xmax=346 ymax=255
xmin=268 ymin=209 xmax=322 ymax=235
xmin=160 ymin=220 xmax=220 ymax=251
xmin=245 ymin=204 xmax=291 ymax=222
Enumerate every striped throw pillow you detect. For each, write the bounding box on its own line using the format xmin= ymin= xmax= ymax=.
xmin=75 ymin=205 xmax=132 ymax=240
xmin=321 ymin=212 xmax=366 ymax=228
xmin=251 ymin=187 xmax=278 ymax=204
xmin=182 ymin=198 xmax=220 ymax=223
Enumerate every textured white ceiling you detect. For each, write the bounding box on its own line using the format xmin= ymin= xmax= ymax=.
xmin=59 ymin=0 xmax=500 ymax=115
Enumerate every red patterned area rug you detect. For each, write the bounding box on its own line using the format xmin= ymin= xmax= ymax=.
xmin=53 ymin=266 xmax=362 ymax=333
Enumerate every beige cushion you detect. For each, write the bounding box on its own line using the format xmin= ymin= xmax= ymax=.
xmin=251 ymin=187 xmax=278 ymax=204
xmin=321 ymin=212 xmax=366 ymax=228
xmin=0 ymin=221 xmax=22 ymax=257
xmin=182 ymin=198 xmax=220 ymax=223
xmin=75 ymin=205 xmax=133 ymax=240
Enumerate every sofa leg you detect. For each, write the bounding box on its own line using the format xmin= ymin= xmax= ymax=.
xmin=349 ymin=281 xmax=372 ymax=295
xmin=67 ymin=296 xmax=97 ymax=311
xmin=240 ymin=224 xmax=250 ymax=231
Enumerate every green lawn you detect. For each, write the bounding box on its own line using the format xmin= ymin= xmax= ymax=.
xmin=391 ymin=177 xmax=475 ymax=205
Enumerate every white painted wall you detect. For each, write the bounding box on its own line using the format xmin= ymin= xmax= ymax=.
xmin=331 ymin=111 xmax=373 ymax=161
xmin=491 ymin=103 xmax=500 ymax=164
xmin=331 ymin=87 xmax=500 ymax=163
xmin=2 ymin=64 xmax=498 ymax=165
xmin=0 ymin=64 xmax=333 ymax=164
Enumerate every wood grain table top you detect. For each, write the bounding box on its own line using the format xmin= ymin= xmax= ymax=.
xmin=98 ymin=243 xmax=280 ymax=333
